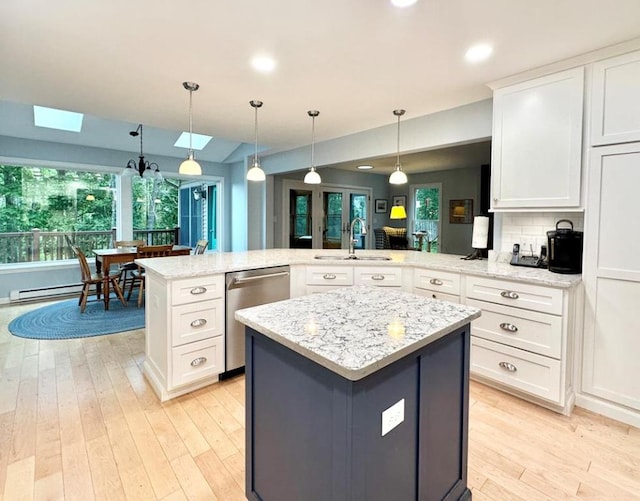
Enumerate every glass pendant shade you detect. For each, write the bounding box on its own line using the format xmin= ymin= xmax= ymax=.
xmin=388 ymin=109 xmax=408 ymax=185
xmin=179 ymin=151 xmax=202 ymax=176
xmin=304 ymin=167 xmax=321 ymax=184
xmin=247 ymin=161 xmax=266 ymax=181
xmin=247 ymin=100 xmax=266 ymax=181
xmin=389 ymin=165 xmax=408 ymax=185
xmin=179 ymin=82 xmax=202 ymax=176
xmin=304 ymin=110 xmax=321 ymax=185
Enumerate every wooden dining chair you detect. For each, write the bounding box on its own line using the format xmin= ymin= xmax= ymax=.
xmin=127 ymin=244 xmax=173 ymax=307
xmin=193 ymin=239 xmax=208 ymax=255
xmin=115 ymin=239 xmax=146 ymax=291
xmin=71 ymin=245 xmax=127 ymax=313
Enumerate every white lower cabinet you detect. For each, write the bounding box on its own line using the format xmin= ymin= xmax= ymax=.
xmin=465 ymin=275 xmax=574 ymax=414
xmin=412 ymin=268 xmax=460 ymax=303
xmin=144 ymin=273 xmax=225 ymax=401
xmin=303 ymin=264 xmax=402 ymax=294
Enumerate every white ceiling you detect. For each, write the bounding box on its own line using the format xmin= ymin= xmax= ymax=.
xmin=1 ymin=0 xmax=640 ymax=165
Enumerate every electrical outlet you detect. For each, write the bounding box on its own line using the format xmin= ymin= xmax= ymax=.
xmin=381 ymin=398 xmax=405 ymax=436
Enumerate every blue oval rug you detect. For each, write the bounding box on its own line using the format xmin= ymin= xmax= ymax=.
xmin=8 ymin=294 xmax=145 ymax=340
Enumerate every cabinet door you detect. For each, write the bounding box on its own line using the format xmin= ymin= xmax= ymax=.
xmin=591 ymin=50 xmax=640 ymax=146
xmin=491 ymin=67 xmax=584 ymax=209
xmin=582 ymin=143 xmax=640 ymax=410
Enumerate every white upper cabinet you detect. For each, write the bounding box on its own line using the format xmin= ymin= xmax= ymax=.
xmin=491 ymin=67 xmax=584 ymax=210
xmin=590 ymin=49 xmax=640 ymax=146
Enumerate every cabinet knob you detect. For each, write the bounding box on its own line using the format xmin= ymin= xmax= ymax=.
xmin=190 ymin=356 xmax=207 ymax=367
xmin=371 ymin=274 xmax=385 ymax=281
xmin=190 ymin=318 xmax=207 ymax=328
xmin=429 ymin=278 xmax=443 ymax=286
xmin=190 ymin=286 xmax=207 ymax=295
xmin=323 ymin=273 xmax=337 ymax=280
xmin=498 ymin=361 xmax=517 ymax=372
xmin=499 ymin=322 xmax=518 ymax=333
xmin=493 ymin=197 xmax=498 ymax=202
xmin=500 ymin=290 xmax=519 ymax=300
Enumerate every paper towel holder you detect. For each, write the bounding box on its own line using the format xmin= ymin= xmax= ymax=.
xmin=462 ymin=215 xmax=489 ymax=260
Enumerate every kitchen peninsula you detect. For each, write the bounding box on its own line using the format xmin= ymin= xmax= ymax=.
xmin=236 ymin=286 xmax=481 ymax=501
xmin=137 ymin=248 xmax=581 ymax=414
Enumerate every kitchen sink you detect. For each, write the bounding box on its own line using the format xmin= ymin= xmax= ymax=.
xmin=313 ymin=255 xmax=391 ymax=261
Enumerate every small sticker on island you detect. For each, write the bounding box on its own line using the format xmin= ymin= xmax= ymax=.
xmin=381 ymin=398 xmax=405 ymax=436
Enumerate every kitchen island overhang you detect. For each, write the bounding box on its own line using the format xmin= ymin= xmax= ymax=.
xmin=236 ymin=286 xmax=481 ymax=501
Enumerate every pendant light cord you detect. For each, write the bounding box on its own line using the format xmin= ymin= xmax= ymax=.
xmin=139 ymin=125 xmax=144 ymax=157
xmin=311 ymin=114 xmax=315 ymax=168
xmin=396 ymin=113 xmax=400 ymax=167
xmin=188 ymin=89 xmax=193 ymax=153
xmin=254 ymin=105 xmax=259 ymax=165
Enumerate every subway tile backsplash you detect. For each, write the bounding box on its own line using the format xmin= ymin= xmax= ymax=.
xmin=498 ymin=212 xmax=584 ymax=253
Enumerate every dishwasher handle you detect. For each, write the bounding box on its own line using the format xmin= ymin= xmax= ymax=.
xmin=231 ymin=270 xmax=290 ymax=286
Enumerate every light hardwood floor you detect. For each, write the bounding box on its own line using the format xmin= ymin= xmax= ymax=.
xmin=1 ymin=300 xmax=639 ymax=500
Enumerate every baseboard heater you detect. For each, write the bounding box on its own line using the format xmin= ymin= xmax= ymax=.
xmin=10 ymin=283 xmax=83 ymax=303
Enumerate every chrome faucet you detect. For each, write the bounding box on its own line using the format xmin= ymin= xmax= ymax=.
xmin=348 ymin=217 xmax=367 ymax=256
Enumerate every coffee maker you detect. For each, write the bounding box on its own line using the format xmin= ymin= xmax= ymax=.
xmin=546 ymin=219 xmax=583 ymax=274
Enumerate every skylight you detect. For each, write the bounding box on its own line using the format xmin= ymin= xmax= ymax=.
xmin=174 ymin=132 xmax=213 ymax=151
xmin=33 ymin=105 xmax=84 ymax=132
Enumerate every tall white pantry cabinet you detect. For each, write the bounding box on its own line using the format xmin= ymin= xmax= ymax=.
xmin=580 ymin=49 xmax=640 ymax=426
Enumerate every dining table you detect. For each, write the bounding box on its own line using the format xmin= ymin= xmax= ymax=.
xmin=93 ymin=245 xmax=191 ymax=298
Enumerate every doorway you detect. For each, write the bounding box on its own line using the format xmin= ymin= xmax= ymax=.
xmin=179 ymin=182 xmax=220 ymax=251
xmin=409 ymin=183 xmax=442 ymax=252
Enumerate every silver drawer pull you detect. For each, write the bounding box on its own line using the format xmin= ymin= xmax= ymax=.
xmin=190 ymin=286 xmax=207 ymax=295
xmin=190 ymin=318 xmax=207 ymax=328
xmin=371 ymin=274 xmax=385 ymax=281
xmin=500 ymin=290 xmax=519 ymax=299
xmin=499 ymin=322 xmax=518 ymax=333
xmin=323 ymin=273 xmax=337 ymax=280
xmin=498 ymin=361 xmax=517 ymax=372
xmin=429 ymin=278 xmax=443 ymax=286
xmin=191 ymin=357 xmax=207 ymax=367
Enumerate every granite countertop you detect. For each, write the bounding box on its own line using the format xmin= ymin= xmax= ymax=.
xmin=235 ymin=285 xmax=481 ymax=380
xmin=136 ymin=248 xmax=581 ymax=288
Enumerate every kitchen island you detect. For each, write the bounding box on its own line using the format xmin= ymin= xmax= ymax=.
xmin=236 ymin=286 xmax=481 ymax=501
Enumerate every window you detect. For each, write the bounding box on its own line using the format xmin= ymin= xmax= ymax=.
xmin=411 ymin=183 xmax=441 ymax=252
xmin=0 ymin=164 xmax=117 ymax=263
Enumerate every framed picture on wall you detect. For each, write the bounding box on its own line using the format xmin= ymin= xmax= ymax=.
xmin=374 ymin=199 xmax=388 ymax=213
xmin=449 ymin=199 xmax=473 ymax=224
xmin=391 ymin=195 xmax=406 ymax=207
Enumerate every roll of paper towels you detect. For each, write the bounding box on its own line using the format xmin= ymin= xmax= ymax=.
xmin=472 ymin=216 xmax=489 ymax=249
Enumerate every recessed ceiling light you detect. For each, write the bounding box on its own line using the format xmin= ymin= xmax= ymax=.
xmin=465 ymin=43 xmax=493 ymax=63
xmin=391 ymin=0 xmax=417 ymax=7
xmin=174 ymin=132 xmax=213 ymax=151
xmin=33 ymin=105 xmax=83 ymax=132
xmin=357 ymin=165 xmax=374 ymax=170
xmin=251 ymin=55 xmax=276 ymax=73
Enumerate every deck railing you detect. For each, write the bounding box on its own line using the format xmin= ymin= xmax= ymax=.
xmin=0 ymin=227 xmax=180 ymax=264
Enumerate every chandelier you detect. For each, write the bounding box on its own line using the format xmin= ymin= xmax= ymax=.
xmin=122 ymin=124 xmax=162 ymax=180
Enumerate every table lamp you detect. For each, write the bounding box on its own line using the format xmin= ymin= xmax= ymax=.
xmin=462 ymin=215 xmax=489 ymax=260
xmin=390 ymin=205 xmax=407 ymax=220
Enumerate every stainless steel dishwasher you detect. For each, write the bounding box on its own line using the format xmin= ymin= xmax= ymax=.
xmin=223 ymin=266 xmax=290 ymax=378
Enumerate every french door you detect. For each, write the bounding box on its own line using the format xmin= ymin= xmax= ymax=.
xmin=321 ymin=189 xmax=369 ymax=250
xmin=283 ymin=182 xmax=370 ymax=250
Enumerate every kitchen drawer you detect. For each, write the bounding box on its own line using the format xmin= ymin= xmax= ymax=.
xmin=412 ymin=288 xmax=460 ymax=304
xmin=171 ymin=275 xmax=224 ymax=306
xmin=171 ymin=337 xmax=224 ymax=389
xmin=471 ymin=337 xmax=561 ymax=403
xmin=171 ymin=299 xmax=224 ymax=347
xmin=305 ymin=266 xmax=354 ymax=286
xmin=465 ymin=276 xmax=563 ymax=315
xmin=413 ymin=268 xmax=461 ymax=295
xmin=354 ymin=266 xmax=402 ymax=287
xmin=467 ymin=299 xmax=561 ymax=359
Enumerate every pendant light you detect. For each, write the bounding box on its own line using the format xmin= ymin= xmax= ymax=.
xmin=389 ymin=109 xmax=408 ymax=185
xmin=304 ymin=110 xmax=321 ymax=185
xmin=179 ymin=81 xmax=202 ymax=176
xmin=247 ymin=100 xmax=266 ymax=181
xmin=122 ymin=124 xmax=162 ymax=180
